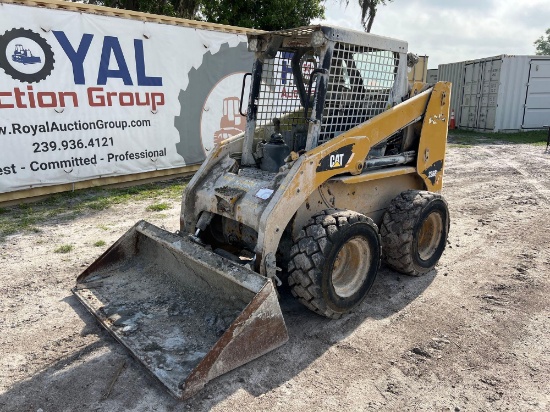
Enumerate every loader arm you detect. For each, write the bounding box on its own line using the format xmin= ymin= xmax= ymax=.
xmin=257 ymin=82 xmax=451 ymax=277
xmin=180 ymin=131 xmax=245 ymax=232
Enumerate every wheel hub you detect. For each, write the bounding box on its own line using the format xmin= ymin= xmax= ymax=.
xmin=417 ymin=211 xmax=443 ymax=261
xmin=331 ymin=236 xmax=371 ymax=298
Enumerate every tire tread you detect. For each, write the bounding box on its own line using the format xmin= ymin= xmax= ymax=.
xmin=288 ymin=210 xmax=381 ymax=319
xmin=381 ymin=190 xmax=449 ymax=276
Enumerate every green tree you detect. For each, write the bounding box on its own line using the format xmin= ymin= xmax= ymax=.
xmin=81 ymin=0 xmax=324 ymax=30
xmin=82 ymin=0 xmax=178 ymax=16
xmin=176 ymin=0 xmax=201 ymax=19
xmin=199 ymin=0 xmax=324 ymax=30
xmin=534 ymin=28 xmax=550 ymax=55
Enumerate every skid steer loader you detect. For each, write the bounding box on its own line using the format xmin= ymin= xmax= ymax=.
xmin=74 ymin=25 xmax=451 ymax=399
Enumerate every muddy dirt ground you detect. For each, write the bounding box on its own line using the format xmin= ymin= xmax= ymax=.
xmin=1 ymin=141 xmax=549 ymax=411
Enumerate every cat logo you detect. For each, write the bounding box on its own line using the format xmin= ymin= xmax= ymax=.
xmin=316 ymin=144 xmax=354 ymax=173
xmin=329 ymin=153 xmax=344 ymax=168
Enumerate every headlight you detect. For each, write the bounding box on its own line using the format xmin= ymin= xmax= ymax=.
xmin=311 ymin=31 xmax=326 ymax=48
xmin=248 ymin=38 xmax=259 ymax=52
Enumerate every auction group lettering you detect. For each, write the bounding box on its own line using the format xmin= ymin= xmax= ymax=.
xmin=0 ymin=31 xmax=164 ymax=111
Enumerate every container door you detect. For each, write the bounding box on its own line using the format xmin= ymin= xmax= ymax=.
xmin=460 ymin=59 xmax=501 ymax=131
xmin=522 ymin=59 xmax=550 ymax=129
xmin=477 ymin=58 xmax=501 ymax=130
xmin=460 ymin=61 xmax=483 ymax=128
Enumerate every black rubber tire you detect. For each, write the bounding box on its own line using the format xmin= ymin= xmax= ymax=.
xmin=287 ymin=209 xmax=381 ymax=319
xmin=0 ymin=28 xmax=55 ymax=83
xmin=380 ymin=190 xmax=450 ymax=276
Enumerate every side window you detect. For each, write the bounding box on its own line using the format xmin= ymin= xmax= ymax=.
xmin=319 ymin=44 xmax=398 ymax=144
xmin=352 ymin=50 xmax=397 ymax=92
xmin=255 ymin=50 xmax=319 ymax=143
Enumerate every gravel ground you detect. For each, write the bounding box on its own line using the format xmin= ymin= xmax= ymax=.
xmin=0 ymin=141 xmax=549 ymax=411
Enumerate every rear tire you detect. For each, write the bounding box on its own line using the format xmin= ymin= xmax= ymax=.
xmin=288 ymin=209 xmax=381 ymax=319
xmin=381 ymin=190 xmax=450 ymax=276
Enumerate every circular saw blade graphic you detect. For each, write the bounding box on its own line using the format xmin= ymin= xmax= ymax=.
xmin=174 ymin=42 xmax=251 ymax=164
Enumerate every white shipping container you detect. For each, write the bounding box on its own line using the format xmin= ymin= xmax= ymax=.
xmin=438 ymin=55 xmax=550 ymax=132
xmin=426 ymin=69 xmax=438 ymax=84
xmin=437 ymin=61 xmax=465 ymax=124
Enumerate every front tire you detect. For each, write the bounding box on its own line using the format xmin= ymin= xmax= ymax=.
xmin=381 ymin=190 xmax=450 ymax=276
xmin=288 ymin=209 xmax=381 ymax=319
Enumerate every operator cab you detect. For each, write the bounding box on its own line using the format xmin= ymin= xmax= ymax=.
xmin=241 ymin=25 xmax=410 ymax=167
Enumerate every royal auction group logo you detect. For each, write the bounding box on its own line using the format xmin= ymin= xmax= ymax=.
xmin=0 ymin=27 xmax=165 ymax=111
xmin=0 ymin=28 xmax=55 ymax=83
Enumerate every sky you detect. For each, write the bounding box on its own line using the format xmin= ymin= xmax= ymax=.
xmin=315 ymin=0 xmax=550 ymax=69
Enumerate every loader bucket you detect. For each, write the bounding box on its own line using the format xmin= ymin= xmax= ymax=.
xmin=73 ymin=220 xmax=288 ymax=399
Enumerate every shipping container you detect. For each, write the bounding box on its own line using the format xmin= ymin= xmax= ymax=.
xmin=426 ymin=69 xmax=438 ymax=84
xmin=407 ymin=55 xmax=428 ymax=83
xmin=437 ymin=61 xmax=466 ymax=124
xmin=438 ymin=55 xmax=550 ymax=132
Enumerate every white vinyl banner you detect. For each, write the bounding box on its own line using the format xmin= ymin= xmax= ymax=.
xmin=0 ymin=3 xmax=252 ymax=193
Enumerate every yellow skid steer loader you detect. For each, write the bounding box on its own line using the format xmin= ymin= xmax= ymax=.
xmin=74 ymin=25 xmax=451 ymax=399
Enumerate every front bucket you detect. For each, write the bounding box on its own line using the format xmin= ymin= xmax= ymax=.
xmin=73 ymin=220 xmax=288 ymax=399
